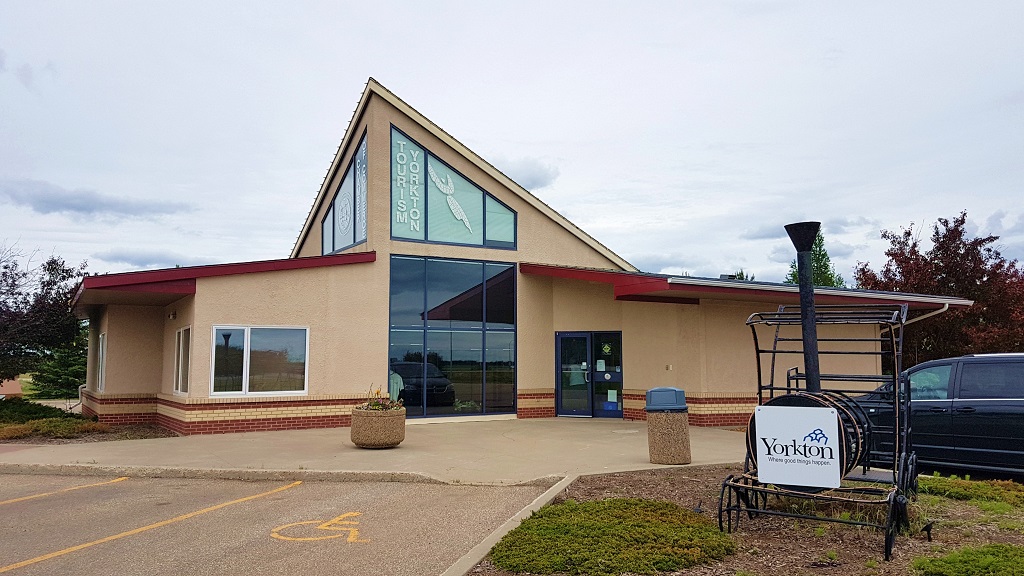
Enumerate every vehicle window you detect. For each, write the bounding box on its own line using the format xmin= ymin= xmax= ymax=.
xmin=959 ymin=363 xmax=1024 ymax=399
xmin=909 ymin=365 xmax=952 ymax=400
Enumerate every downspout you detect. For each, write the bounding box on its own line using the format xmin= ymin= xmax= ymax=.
xmin=881 ymin=303 xmax=949 ymax=333
xmin=903 ymin=303 xmax=949 ymax=327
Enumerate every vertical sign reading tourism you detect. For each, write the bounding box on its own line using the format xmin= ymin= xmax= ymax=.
xmin=391 ymin=128 xmax=425 ymax=240
xmin=754 ymin=406 xmax=842 ymax=488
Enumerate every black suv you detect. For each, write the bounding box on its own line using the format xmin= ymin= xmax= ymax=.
xmin=390 ymin=362 xmax=456 ymax=408
xmin=865 ymin=354 xmax=1024 ymax=474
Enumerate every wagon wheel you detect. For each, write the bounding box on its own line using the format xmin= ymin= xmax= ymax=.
xmin=884 ymin=492 xmax=898 ymax=561
xmin=906 ymin=452 xmax=919 ymax=498
xmin=718 ymin=476 xmax=741 ymax=532
xmin=896 ymin=452 xmax=908 ymax=495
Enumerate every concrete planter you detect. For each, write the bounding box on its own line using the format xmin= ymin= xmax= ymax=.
xmin=350 ymin=407 xmax=406 ymax=449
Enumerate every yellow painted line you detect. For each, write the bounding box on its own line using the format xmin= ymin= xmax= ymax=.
xmin=0 ymin=481 xmax=302 ymax=573
xmin=0 ymin=477 xmax=129 ymax=506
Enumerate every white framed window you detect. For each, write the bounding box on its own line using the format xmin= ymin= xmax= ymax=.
xmin=96 ymin=332 xmax=107 ymax=392
xmin=211 ymin=326 xmax=308 ymax=395
xmin=174 ymin=326 xmax=191 ymax=394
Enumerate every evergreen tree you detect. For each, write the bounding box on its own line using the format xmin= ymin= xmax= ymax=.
xmin=784 ymin=231 xmax=845 ymax=287
xmin=29 ymin=323 xmax=88 ymax=399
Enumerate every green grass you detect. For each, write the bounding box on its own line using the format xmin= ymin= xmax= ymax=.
xmin=918 ymin=475 xmax=1024 ymax=508
xmin=489 ymin=498 xmax=734 ymax=575
xmin=913 ymin=544 xmax=1024 ymax=575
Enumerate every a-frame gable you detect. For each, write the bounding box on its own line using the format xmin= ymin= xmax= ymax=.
xmin=290 ymin=78 xmax=635 ymax=272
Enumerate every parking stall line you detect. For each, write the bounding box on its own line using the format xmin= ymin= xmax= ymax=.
xmin=0 ymin=477 xmax=130 ymax=506
xmin=0 ymin=480 xmax=303 ymax=574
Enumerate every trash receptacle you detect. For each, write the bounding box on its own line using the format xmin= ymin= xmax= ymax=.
xmin=646 ymin=387 xmax=691 ymax=465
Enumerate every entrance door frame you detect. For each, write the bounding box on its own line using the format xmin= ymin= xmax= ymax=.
xmin=555 ymin=331 xmax=624 ymax=418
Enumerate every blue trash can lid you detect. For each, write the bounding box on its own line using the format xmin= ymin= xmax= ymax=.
xmin=645 ymin=387 xmax=687 ymax=411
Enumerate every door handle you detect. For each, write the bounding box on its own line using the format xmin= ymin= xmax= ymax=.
xmin=954 ymin=407 xmax=976 ymax=414
xmin=928 ymin=407 xmax=948 ymax=413
xmin=584 ymin=371 xmax=590 ymax=383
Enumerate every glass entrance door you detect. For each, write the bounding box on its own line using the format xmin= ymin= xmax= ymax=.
xmin=557 ymin=333 xmax=591 ymax=416
xmin=556 ymin=332 xmax=623 ymax=417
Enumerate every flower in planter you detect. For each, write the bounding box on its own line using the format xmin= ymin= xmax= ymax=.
xmin=355 ymin=385 xmax=404 ymax=411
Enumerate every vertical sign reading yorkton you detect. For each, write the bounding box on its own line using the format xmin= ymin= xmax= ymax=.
xmin=391 ymin=128 xmax=425 ymax=240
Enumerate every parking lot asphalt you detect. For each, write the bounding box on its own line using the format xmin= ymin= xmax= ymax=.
xmin=0 ymin=474 xmax=546 ymax=576
xmin=0 ymin=418 xmax=748 ymax=575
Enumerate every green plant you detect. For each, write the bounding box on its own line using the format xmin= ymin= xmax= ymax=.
xmin=0 ymin=418 xmax=109 ymax=439
xmin=865 ymin=559 xmax=879 ymax=568
xmin=912 ymin=543 xmax=1024 ymax=575
xmin=452 ymin=399 xmax=480 ymax=413
xmin=813 ymin=526 xmax=826 ymax=537
xmin=354 ymin=385 xmax=404 ymax=411
xmin=489 ymin=498 xmax=734 ymax=575
xmin=0 ymin=397 xmax=81 ymax=423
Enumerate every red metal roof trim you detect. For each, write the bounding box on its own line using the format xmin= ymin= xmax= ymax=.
xmin=75 ymin=251 xmax=376 ymax=304
xmin=519 ymin=262 xmax=970 ymax=311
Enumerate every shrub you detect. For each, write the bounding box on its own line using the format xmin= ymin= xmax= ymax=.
xmin=489 ymin=498 xmax=734 ymax=575
xmin=0 ymin=418 xmax=109 ymax=439
xmin=913 ymin=543 xmax=1024 ymax=575
xmin=0 ymin=397 xmax=79 ymax=423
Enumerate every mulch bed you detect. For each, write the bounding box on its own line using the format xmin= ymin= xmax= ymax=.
xmin=0 ymin=424 xmax=179 ymax=444
xmin=471 ymin=463 xmax=1024 ymax=576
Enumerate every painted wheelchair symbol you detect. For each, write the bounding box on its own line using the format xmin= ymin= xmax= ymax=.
xmin=271 ymin=511 xmax=369 ymax=542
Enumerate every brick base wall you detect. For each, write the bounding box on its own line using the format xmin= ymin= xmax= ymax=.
xmin=82 ymin=390 xmax=363 ymax=435
xmin=155 ymin=413 xmax=352 ymax=435
xmin=517 ymin=406 xmax=556 ymax=418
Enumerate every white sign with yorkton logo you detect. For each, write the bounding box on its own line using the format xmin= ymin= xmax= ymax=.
xmin=755 ymin=406 xmax=842 ymax=488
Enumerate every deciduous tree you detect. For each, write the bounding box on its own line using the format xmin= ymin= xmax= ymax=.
xmin=0 ymin=244 xmax=86 ymax=381
xmin=854 ymin=211 xmax=1024 ymax=364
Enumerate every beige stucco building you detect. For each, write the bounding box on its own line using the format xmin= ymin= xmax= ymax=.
xmin=72 ymin=79 xmax=971 ymax=434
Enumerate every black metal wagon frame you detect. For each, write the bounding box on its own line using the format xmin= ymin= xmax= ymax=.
xmin=717 ymin=303 xmax=917 ymax=560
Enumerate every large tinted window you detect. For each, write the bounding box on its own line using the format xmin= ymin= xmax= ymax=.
xmin=959 ymin=362 xmax=1024 ymax=399
xmin=390 ymin=126 xmax=516 ymax=248
xmin=909 ymin=365 xmax=952 ymax=400
xmin=389 ymin=255 xmax=515 ymax=417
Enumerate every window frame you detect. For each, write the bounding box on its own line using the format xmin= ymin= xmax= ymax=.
xmin=390 ymin=125 xmax=517 ymax=250
xmin=209 ymin=325 xmax=310 ymax=396
xmin=174 ymin=326 xmax=191 ymax=395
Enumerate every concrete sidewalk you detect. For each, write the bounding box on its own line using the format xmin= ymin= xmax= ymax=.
xmin=0 ymin=417 xmax=746 ymax=485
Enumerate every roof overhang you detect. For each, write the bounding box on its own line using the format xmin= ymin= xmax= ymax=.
xmin=519 ymin=263 xmax=974 ymax=311
xmin=73 ymin=251 xmax=376 ymax=317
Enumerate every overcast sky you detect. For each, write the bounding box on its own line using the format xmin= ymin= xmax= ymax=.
xmin=2 ymin=1 xmax=1022 ymax=283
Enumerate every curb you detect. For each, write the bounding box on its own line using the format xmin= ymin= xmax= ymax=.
xmin=0 ymin=463 xmax=565 ymax=487
xmin=440 ymin=474 xmax=577 ymax=576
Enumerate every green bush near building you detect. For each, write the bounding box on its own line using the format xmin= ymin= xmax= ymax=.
xmin=0 ymin=397 xmax=107 ymax=439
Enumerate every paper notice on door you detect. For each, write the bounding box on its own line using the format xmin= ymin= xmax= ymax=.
xmin=595 ymin=360 xmax=606 ymax=372
xmin=608 ymin=390 xmax=617 ymax=402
